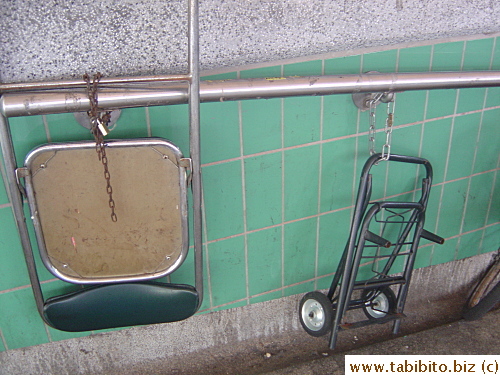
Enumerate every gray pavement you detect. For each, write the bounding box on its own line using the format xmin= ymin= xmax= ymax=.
xmin=262 ymin=309 xmax=500 ymax=375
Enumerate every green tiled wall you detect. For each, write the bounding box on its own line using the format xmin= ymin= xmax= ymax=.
xmin=1 ymin=36 xmax=499 ymax=351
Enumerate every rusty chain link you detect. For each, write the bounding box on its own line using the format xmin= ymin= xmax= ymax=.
xmin=83 ymin=72 xmax=117 ymax=222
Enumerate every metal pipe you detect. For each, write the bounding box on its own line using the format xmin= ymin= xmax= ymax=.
xmin=188 ymin=0 xmax=204 ymax=308
xmin=0 ymin=114 xmax=47 ymax=318
xmin=0 ymin=74 xmax=192 ymax=93
xmin=2 ymin=71 xmax=500 ymax=117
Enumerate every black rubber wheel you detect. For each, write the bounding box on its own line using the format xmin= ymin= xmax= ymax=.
xmin=463 ymin=281 xmax=500 ymax=321
xmin=299 ymin=291 xmax=333 ymax=337
xmin=361 ymin=287 xmax=396 ymax=320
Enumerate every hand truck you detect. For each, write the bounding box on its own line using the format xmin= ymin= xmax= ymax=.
xmin=299 ymin=153 xmax=445 ymax=349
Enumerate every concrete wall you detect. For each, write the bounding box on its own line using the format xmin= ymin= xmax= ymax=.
xmin=1 ymin=0 xmax=499 ymax=82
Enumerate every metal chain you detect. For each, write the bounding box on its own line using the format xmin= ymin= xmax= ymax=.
xmin=367 ymin=92 xmax=396 ymax=161
xmin=368 ymin=93 xmax=384 ymax=155
xmin=83 ymin=73 xmax=117 ymax=222
xmin=381 ymin=95 xmax=396 ymax=161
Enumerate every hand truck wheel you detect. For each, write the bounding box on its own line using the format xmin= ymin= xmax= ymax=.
xmin=299 ymin=291 xmax=333 ymax=337
xmin=361 ymin=287 xmax=396 ymax=320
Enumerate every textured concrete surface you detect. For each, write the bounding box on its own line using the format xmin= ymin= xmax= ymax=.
xmin=262 ymin=309 xmax=500 ymax=375
xmin=0 ymin=251 xmax=496 ymax=375
xmin=1 ymin=0 xmax=499 ymax=83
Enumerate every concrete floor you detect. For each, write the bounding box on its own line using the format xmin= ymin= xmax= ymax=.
xmin=134 ymin=309 xmax=499 ymax=375
xmin=262 ymin=309 xmax=500 ymax=375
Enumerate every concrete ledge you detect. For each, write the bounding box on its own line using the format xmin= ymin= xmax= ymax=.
xmin=0 ymin=251 xmax=496 ymax=375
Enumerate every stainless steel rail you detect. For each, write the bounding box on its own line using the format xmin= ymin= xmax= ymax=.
xmin=2 ymin=71 xmax=500 ymax=117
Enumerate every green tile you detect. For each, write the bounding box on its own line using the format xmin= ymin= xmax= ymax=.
xmin=284 ymin=281 xmax=315 ymax=297
xmin=437 ymin=179 xmax=469 ymax=238
xmin=202 ymin=161 xmax=244 ymax=241
xmin=0 ymin=208 xmax=31 ymax=290
xmin=485 ymin=86 xmax=500 ymax=108
xmin=241 ymin=98 xmax=282 ymax=155
xmin=356 ymin=262 xmax=378 ymax=282
xmin=110 ymin=107 xmax=149 ymax=139
xmin=473 ymin=108 xmax=500 ymax=174
xmin=45 ymin=113 xmax=93 ymax=143
xmin=250 ymin=290 xmax=282 ymax=304
xmin=456 ymin=230 xmax=483 ymax=260
xmin=423 ymin=185 xmax=442 ymax=234
xmin=284 ymin=145 xmax=320 ymax=222
xmin=21 ymin=203 xmax=55 ymax=283
xmin=240 ymin=66 xmax=282 ymax=79
xmin=169 ymin=246 xmax=196 ymax=286
xmin=431 ymin=237 xmax=458 ymax=265
xmin=200 ymin=101 xmax=240 ymax=164
xmin=323 ymin=94 xmax=359 ymax=139
xmin=283 ymin=60 xmax=322 ymax=76
xmin=420 ymin=118 xmax=452 ymax=184
xmin=481 ymin=224 xmax=499 ymax=253
xmin=457 ymin=88 xmax=487 ymax=114
xmin=385 ymin=123 xmax=422 ymax=161
xmin=385 ymin=155 xmax=425 ymax=200
xmin=208 ymin=236 xmax=246 ymax=306
xmin=283 ymin=96 xmax=321 ymax=147
xmin=425 ymin=89 xmax=457 ymax=120
xmin=201 ymin=72 xmax=238 ymax=80
xmin=446 ymin=112 xmax=481 ymax=181
xmin=149 ymin=104 xmax=190 ymax=157
xmin=0 ymin=288 xmax=49 ymax=349
xmin=247 ymin=227 xmax=282 ymax=296
xmin=9 ymin=116 xmax=48 ymax=166
xmin=0 ymin=332 xmax=6 ymax=351
xmin=463 ymin=172 xmax=495 ymax=233
xmin=397 ymin=45 xmax=432 ymax=73
xmin=283 ymin=218 xmax=317 ymax=286
xmin=491 ymin=37 xmax=500 ymax=70
xmin=393 ymin=91 xmax=426 ymax=125
xmin=316 ymin=275 xmax=333 ymax=290
xmin=244 ymin=153 xmax=282 ymax=231
xmin=431 ymin=41 xmax=464 ymax=71
xmin=324 ymin=55 xmax=362 ymax=75
xmin=462 ymin=38 xmax=495 ymax=71
xmin=0 ymin=161 xmax=9 ymax=206
xmin=413 ymin=244 xmax=432 ymax=269
xmin=362 ymin=50 xmax=398 ymax=73
xmin=320 ymin=138 xmax=356 ymax=212
xmin=317 ymin=209 xmax=352 ymax=278
xmin=486 ymin=176 xmax=499 ymax=226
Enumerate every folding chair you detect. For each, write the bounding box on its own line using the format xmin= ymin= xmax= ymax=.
xmin=0 ymin=0 xmax=203 ymax=332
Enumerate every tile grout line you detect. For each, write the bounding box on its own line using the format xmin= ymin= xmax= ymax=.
xmin=200 ymin=105 xmax=500 ymax=169
xmin=42 ymin=115 xmax=51 ymax=143
xmin=145 ymin=107 xmax=152 ymax=138
xmin=313 ymin=59 xmax=326 ymax=291
xmin=200 ymin=175 xmax=214 ymax=311
xmin=280 ymin=64 xmax=285 ymax=298
xmin=0 ymin=329 xmax=8 ymax=351
xmin=456 ymin=78 xmax=490 ymax=257
xmin=200 ymin=221 xmax=500 ymax=313
xmin=200 ymin=166 xmax=498 ymax=248
xmin=477 ymin=36 xmax=498 ymax=253
xmin=413 ymin=44 xmax=433 ymax=204
xmin=237 ymin=92 xmax=250 ymax=305
xmin=452 ymin=40 xmax=468 ymax=261
xmin=479 ymin=156 xmax=499 ymax=252
xmin=430 ymin=42 xmax=465 ymax=264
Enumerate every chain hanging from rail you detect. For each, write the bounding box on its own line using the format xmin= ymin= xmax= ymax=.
xmin=368 ymin=92 xmax=396 ymax=161
xmin=83 ymin=72 xmax=118 ymax=222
